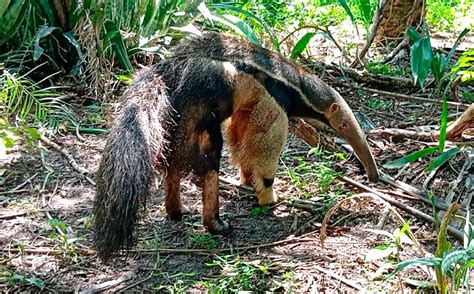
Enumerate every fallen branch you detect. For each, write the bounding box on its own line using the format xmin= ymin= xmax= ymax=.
xmin=355 ymin=86 xmax=471 ymax=110
xmin=133 ymin=236 xmax=320 ymax=255
xmin=313 ymin=264 xmax=362 ymax=290
xmin=339 ymin=175 xmax=465 ymax=241
xmin=368 ymin=127 xmax=434 ymax=142
xmin=79 ymin=277 xmax=130 ymax=294
xmin=383 ymin=38 xmax=409 ymax=64
xmin=379 ymin=172 xmax=451 ymax=212
xmin=39 ymin=134 xmax=96 ymax=185
xmin=434 ymin=103 xmax=474 ymax=140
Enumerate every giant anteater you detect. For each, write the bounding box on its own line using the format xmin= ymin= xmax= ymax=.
xmin=94 ymin=32 xmax=379 ymax=260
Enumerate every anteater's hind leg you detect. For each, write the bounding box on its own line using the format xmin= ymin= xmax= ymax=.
xmin=164 ymin=170 xmax=190 ymax=220
xmin=196 ymin=126 xmax=231 ymax=234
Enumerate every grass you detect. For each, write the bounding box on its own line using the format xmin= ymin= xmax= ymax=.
xmin=190 ymin=232 xmax=218 ymax=251
xmin=201 ymin=254 xmax=295 ymax=292
xmin=281 ymin=147 xmax=346 ymax=198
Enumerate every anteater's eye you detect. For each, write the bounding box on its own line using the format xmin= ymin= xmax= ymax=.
xmin=340 ymin=122 xmax=348 ymax=129
xmin=263 ymin=178 xmax=274 ymax=188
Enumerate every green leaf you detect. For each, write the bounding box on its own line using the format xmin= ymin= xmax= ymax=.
xmin=0 ymin=0 xmax=11 ymax=17
xmin=36 ymin=0 xmax=58 ymax=26
xmin=356 ymin=0 xmax=373 ymax=26
xmin=209 ymin=3 xmax=280 ymax=52
xmin=337 ymin=0 xmax=359 ymax=35
xmin=410 ymin=36 xmax=433 ymax=89
xmin=26 ymin=277 xmax=45 ymax=290
xmin=441 ymin=248 xmax=472 ymax=276
xmin=104 ymin=20 xmax=134 ymax=72
xmin=141 ymin=0 xmax=159 ymax=37
xmin=290 ymin=32 xmax=316 ymax=60
xmin=425 ymin=146 xmax=462 ymax=172
xmin=3 ymin=137 xmax=15 ymax=148
xmin=383 ymin=147 xmax=437 ymax=169
xmin=447 ymin=28 xmax=470 ymax=63
xmin=222 ymin=14 xmax=261 ymax=46
xmin=0 ymin=0 xmax=29 ymax=45
xmin=461 ymin=91 xmax=474 ymax=102
xmin=385 ymin=258 xmax=442 ymax=281
xmin=438 ymin=88 xmax=450 ymax=153
xmin=431 ymin=53 xmax=447 ymax=82
xmin=33 ymin=26 xmax=58 ymax=61
xmin=24 ymin=127 xmax=40 ymax=139
xmin=63 ymin=32 xmax=84 ymax=62
xmin=406 ymin=27 xmax=421 ymax=43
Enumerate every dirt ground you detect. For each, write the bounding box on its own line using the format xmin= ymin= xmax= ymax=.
xmin=1 ymin=79 xmax=472 ymax=293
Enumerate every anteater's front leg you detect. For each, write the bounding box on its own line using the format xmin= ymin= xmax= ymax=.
xmin=201 ymin=169 xmax=231 ymax=234
xmin=226 ymin=94 xmax=288 ymax=206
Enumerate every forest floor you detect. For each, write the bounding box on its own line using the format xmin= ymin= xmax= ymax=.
xmin=1 ymin=82 xmax=472 ymax=292
xmin=1 ymin=29 xmax=474 ymax=292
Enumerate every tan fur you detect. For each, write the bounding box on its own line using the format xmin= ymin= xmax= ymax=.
xmin=223 ymin=71 xmax=288 ymax=205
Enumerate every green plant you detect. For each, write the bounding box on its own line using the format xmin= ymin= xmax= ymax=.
xmin=337 ymin=0 xmax=375 ymax=34
xmin=365 ymin=222 xmax=413 ymax=263
xmin=426 ymin=0 xmax=474 ymax=31
xmin=46 ymin=218 xmax=82 ymax=263
xmin=407 ymin=27 xmax=469 ymax=88
xmin=0 ymin=266 xmax=45 ymax=290
xmin=202 ymin=255 xmax=273 ymax=292
xmin=191 ymin=232 xmax=217 ymax=251
xmin=154 ymin=271 xmax=197 ymax=293
xmin=366 ymin=62 xmax=404 ymax=76
xmin=1 ymin=66 xmax=77 ymax=128
xmin=364 ymin=97 xmax=393 ymax=110
xmin=283 ymin=147 xmax=345 ymax=199
xmin=452 ymin=48 xmax=474 ymax=102
xmin=385 ymin=27 xmax=470 ymax=172
xmin=249 ymin=205 xmax=269 ymax=217
xmin=386 ymin=204 xmax=474 ymax=293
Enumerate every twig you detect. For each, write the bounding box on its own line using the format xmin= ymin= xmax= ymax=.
xmin=334 ymin=67 xmax=414 ymax=89
xmin=339 ymin=175 xmax=465 ymax=241
xmin=3 ymin=247 xmax=95 ymax=255
xmin=10 ymin=173 xmax=38 ymax=192
xmin=133 ymin=236 xmax=320 ymax=255
xmin=0 ymin=209 xmax=56 ymax=220
xmin=379 ymin=172 xmax=451 ymax=211
xmin=0 ymin=211 xmax=28 ymax=220
xmin=355 ymin=86 xmax=471 ymax=110
xmin=38 ymin=141 xmax=54 ymax=173
xmin=39 ymin=134 xmax=96 ymax=185
xmin=368 ymin=127 xmax=435 ymax=142
xmin=218 ymin=176 xmax=254 ymax=194
xmin=116 ymin=257 xmax=160 ymax=292
xmin=383 ymin=38 xmax=409 ymax=63
xmin=376 ymin=206 xmax=390 ymax=229
xmin=351 ymin=0 xmax=387 ymax=67
xmin=422 ymin=166 xmax=440 ymax=189
xmin=313 ymin=265 xmax=362 ymax=290
xmin=0 ymin=189 xmax=30 ymax=196
xmin=40 ymin=134 xmax=88 ymax=174
xmin=79 ymin=278 xmax=130 ymax=294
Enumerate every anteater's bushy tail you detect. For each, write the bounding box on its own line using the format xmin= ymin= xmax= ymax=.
xmin=94 ymin=70 xmax=170 ymax=260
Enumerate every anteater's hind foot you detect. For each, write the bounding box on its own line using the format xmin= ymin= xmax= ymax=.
xmin=201 ymin=170 xmax=232 ymax=235
xmin=164 ymin=172 xmax=190 ymax=221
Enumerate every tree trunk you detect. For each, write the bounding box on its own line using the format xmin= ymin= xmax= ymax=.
xmin=375 ymin=0 xmax=425 ymax=43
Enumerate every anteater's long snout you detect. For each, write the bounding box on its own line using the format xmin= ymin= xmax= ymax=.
xmin=316 ymin=95 xmax=379 ymax=182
